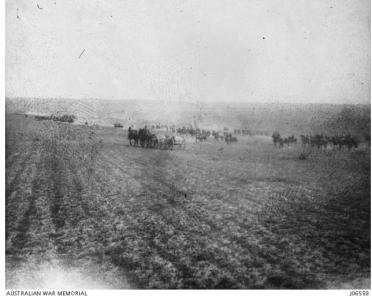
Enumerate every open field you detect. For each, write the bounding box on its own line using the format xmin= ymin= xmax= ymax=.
xmin=6 ymin=98 xmax=370 ymax=137
xmin=6 ymin=113 xmax=370 ymax=289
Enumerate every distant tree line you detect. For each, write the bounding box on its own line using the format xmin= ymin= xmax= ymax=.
xmin=34 ymin=114 xmax=76 ymax=123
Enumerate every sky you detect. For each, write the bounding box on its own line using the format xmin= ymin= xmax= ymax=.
xmin=5 ymin=0 xmax=371 ymax=104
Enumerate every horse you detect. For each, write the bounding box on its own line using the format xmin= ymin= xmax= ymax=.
xmin=146 ymin=133 xmax=158 ymax=148
xmin=272 ymin=132 xmax=281 ymax=147
xmin=138 ymin=127 xmax=153 ymax=147
xmin=300 ymin=135 xmax=310 ymax=146
xmin=331 ymin=135 xmax=359 ymax=150
xmin=310 ymin=134 xmax=327 ymax=149
xmin=282 ymin=135 xmax=297 ymax=146
xmin=196 ymin=134 xmax=207 ymax=142
xmin=225 ymin=134 xmax=238 ymax=144
xmin=224 ymin=133 xmax=232 ymax=144
xmin=128 ymin=127 xmax=138 ymax=146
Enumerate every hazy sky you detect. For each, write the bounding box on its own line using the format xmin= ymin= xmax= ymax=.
xmin=6 ymin=0 xmax=371 ymax=104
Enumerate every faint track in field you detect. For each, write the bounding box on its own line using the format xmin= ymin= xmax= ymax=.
xmin=5 ymin=141 xmax=33 ymax=171
xmin=6 ymin=142 xmax=38 ymax=200
xmin=64 ymin=159 xmax=93 ymax=225
xmin=97 ymin=145 xmax=271 ymax=282
xmin=6 ymin=143 xmax=40 ymax=244
xmin=121 ymin=146 xmax=269 ymax=213
xmin=47 ymin=155 xmax=68 ymax=232
xmin=105 ymin=143 xmax=287 ymax=217
xmin=9 ymin=151 xmax=44 ymax=254
xmin=100 ymin=145 xmax=263 ymax=232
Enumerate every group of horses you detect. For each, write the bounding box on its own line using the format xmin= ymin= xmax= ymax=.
xmin=211 ymin=132 xmax=238 ymax=144
xmin=234 ymin=129 xmax=269 ymax=136
xmin=300 ymin=134 xmax=359 ymax=150
xmin=141 ymin=125 xmax=243 ymax=145
xmin=272 ymin=132 xmax=360 ymax=150
xmin=176 ymin=127 xmax=213 ymax=137
xmin=272 ymin=132 xmax=297 ymax=147
xmin=211 ymin=132 xmax=224 ymax=141
xmin=225 ymin=133 xmax=238 ymax=144
xmin=128 ymin=124 xmax=240 ymax=147
xmin=128 ymin=124 xmax=361 ymax=151
xmin=128 ymin=127 xmax=185 ymax=150
xmin=173 ymin=127 xmax=239 ymax=144
xmin=234 ymin=129 xmax=253 ymax=135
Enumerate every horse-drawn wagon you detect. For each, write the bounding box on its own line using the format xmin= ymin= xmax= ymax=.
xmin=128 ymin=127 xmax=185 ymax=150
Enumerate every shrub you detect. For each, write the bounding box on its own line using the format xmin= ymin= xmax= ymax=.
xmin=35 ymin=115 xmax=52 ymax=121
xmin=52 ymin=114 xmax=76 ymax=123
xmin=34 ymin=114 xmax=76 ymax=123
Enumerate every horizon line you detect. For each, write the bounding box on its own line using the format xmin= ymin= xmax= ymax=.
xmin=5 ymin=96 xmax=371 ymax=106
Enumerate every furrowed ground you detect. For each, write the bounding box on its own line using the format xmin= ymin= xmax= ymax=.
xmin=5 ymin=114 xmax=370 ymax=289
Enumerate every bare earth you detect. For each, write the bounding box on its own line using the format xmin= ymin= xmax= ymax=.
xmin=5 ymin=114 xmax=370 ymax=289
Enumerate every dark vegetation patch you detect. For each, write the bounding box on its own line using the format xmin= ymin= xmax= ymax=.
xmin=34 ymin=114 xmax=76 ymax=123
